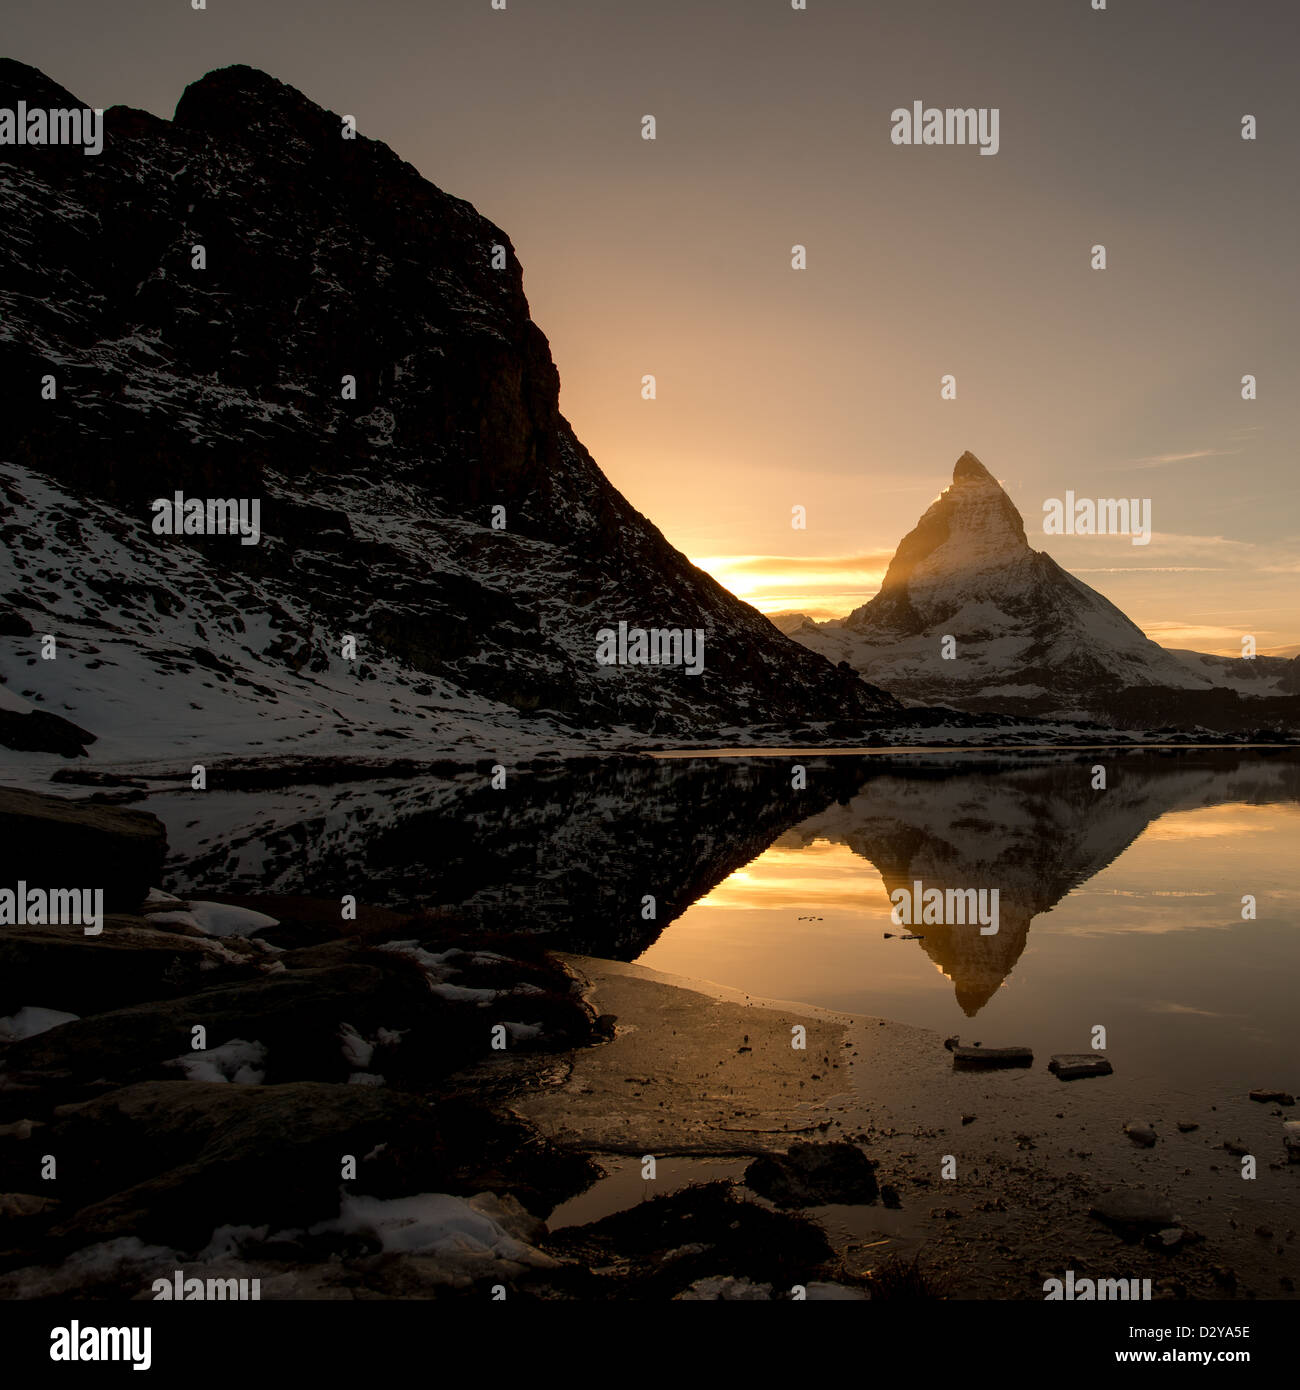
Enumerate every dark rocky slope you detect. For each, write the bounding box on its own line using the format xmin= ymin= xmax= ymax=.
xmin=0 ymin=59 xmax=896 ymax=759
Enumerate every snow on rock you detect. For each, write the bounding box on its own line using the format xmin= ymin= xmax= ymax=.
xmin=307 ymin=1191 xmax=555 ymax=1277
xmin=144 ymin=901 xmax=280 ymax=940
xmin=186 ymin=902 xmax=281 ymax=938
xmin=379 ymin=940 xmax=499 ymax=1004
xmin=338 ymin=1023 xmax=374 ymax=1070
xmin=198 ymin=1225 xmax=271 ymax=1260
xmin=166 ymin=1039 xmax=268 ymax=1084
xmin=0 ymin=1006 xmax=80 ymax=1042
xmin=146 ymin=910 xmax=204 ymax=931
xmin=501 ymin=1021 xmax=545 ymax=1042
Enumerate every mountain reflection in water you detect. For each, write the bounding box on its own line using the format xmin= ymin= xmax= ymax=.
xmin=637 ymin=751 xmax=1300 ymax=1093
xmin=146 ymin=748 xmax=1299 ymax=1095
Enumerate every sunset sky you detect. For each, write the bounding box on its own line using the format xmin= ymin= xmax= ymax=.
xmin=12 ymin=0 xmax=1299 ymax=653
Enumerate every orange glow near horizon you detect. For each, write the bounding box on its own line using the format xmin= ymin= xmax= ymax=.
xmin=691 ymin=554 xmax=1296 ymax=656
xmin=690 ymin=553 xmax=889 ymax=619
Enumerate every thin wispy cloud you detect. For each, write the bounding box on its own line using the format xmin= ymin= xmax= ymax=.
xmin=1120 ymin=448 xmax=1240 ymax=470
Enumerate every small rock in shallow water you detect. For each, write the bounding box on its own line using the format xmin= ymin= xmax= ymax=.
xmin=802 ymin=1282 xmax=870 ymax=1300
xmin=1283 ymin=1121 xmax=1300 ymax=1163
xmin=952 ymin=1046 xmax=1031 ymax=1070
xmin=1049 ymin=1054 xmax=1113 ymax=1080
xmin=744 ymin=1141 xmax=879 ymax=1207
xmin=676 ymin=1276 xmax=772 ymax=1301
xmin=1090 ymin=1190 xmax=1180 ymax=1232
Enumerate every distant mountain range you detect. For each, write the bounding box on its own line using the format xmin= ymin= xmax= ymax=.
xmin=786 ymin=452 xmax=1299 ymax=729
xmin=0 ymin=60 xmax=897 ymax=763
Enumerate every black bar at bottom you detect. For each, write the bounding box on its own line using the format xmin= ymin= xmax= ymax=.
xmin=2 ymin=1297 xmax=1283 ymax=1375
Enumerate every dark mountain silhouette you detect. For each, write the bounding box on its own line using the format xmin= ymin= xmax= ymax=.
xmin=0 ymin=60 xmax=896 ymax=761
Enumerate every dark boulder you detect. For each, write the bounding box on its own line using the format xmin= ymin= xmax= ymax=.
xmin=744 ymin=1141 xmax=880 ymax=1208
xmin=0 ymin=787 xmax=166 ymax=911
xmin=22 ymin=1081 xmax=594 ymax=1255
xmin=0 ymin=708 xmax=94 ymax=757
xmin=0 ymin=918 xmax=261 ymax=1019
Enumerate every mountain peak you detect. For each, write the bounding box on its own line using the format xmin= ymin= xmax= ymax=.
xmin=801 ymin=448 xmax=1214 ymax=707
xmin=176 ymin=64 xmax=303 ymax=115
xmin=953 ymin=450 xmax=997 ymax=485
xmin=0 ymin=59 xmax=86 ymax=112
xmin=173 ymin=64 xmax=352 ymax=156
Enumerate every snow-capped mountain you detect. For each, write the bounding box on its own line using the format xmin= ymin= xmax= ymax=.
xmin=0 ymin=60 xmax=898 ymax=764
xmin=789 ymin=451 xmax=1289 ymax=718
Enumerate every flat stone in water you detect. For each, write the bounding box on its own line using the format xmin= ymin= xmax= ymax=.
xmin=1090 ymin=1189 xmax=1180 ymax=1230
xmin=952 ymin=1046 xmax=1032 ymax=1070
xmin=1249 ymin=1089 xmax=1295 ymax=1105
xmin=1049 ymin=1053 xmax=1113 ymax=1080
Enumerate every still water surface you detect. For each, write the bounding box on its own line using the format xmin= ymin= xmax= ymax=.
xmin=146 ymin=748 xmax=1299 ymax=1098
xmin=638 ymin=755 xmax=1299 ymax=1095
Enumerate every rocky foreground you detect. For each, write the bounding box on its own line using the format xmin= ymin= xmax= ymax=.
xmin=2 ymin=787 xmax=1295 ymax=1301
xmin=0 ymin=787 xmax=876 ymax=1299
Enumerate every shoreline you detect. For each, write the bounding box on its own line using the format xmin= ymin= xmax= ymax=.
xmin=512 ymin=954 xmax=1299 ymax=1300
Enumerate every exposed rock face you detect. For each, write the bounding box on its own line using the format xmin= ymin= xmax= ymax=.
xmin=0 ymin=786 xmax=166 ymax=911
xmin=789 ymin=451 xmax=1290 ymax=718
xmin=0 ymin=59 xmax=896 ymax=759
xmin=0 ymin=919 xmax=261 ymax=1017
xmin=0 ymin=707 xmax=93 ymax=757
